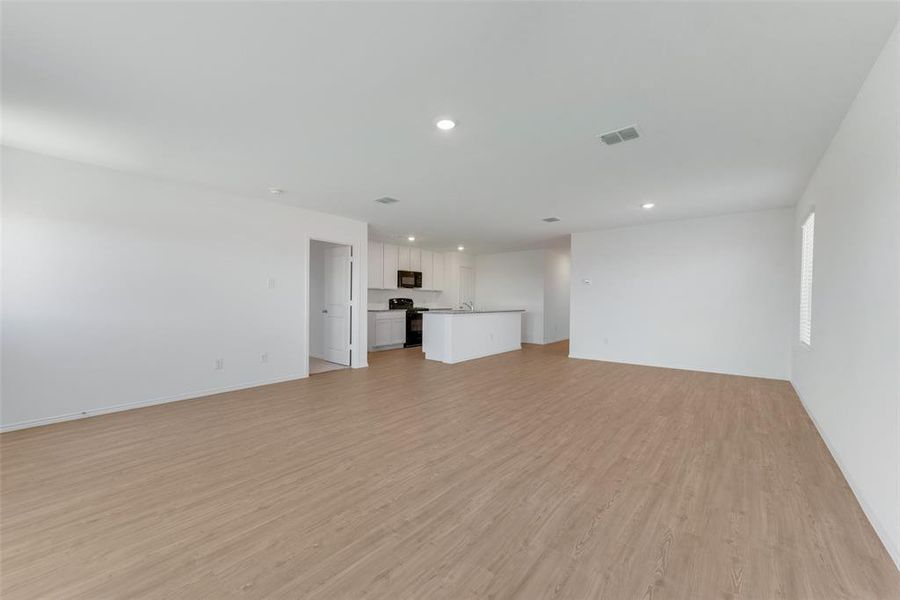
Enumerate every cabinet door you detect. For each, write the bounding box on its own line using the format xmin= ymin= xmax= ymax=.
xmin=398 ymin=246 xmax=410 ymax=270
xmin=409 ymin=248 xmax=421 ymax=271
xmin=367 ymin=241 xmax=383 ymax=289
xmin=391 ymin=317 xmax=406 ymax=344
xmin=433 ymin=252 xmax=445 ymax=291
xmin=375 ymin=319 xmax=392 ymax=346
xmin=382 ymin=244 xmax=398 ymax=289
xmin=420 ymin=250 xmax=433 ymax=290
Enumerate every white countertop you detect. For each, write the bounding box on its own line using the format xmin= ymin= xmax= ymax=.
xmin=426 ymin=309 xmax=525 ymax=314
xmin=368 ymin=307 xmax=454 ymax=312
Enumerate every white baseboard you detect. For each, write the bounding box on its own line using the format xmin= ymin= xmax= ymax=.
xmin=791 ymin=383 xmax=900 ymax=570
xmin=0 ymin=372 xmax=308 ymax=433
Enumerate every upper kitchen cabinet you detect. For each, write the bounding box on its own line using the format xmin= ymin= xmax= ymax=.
xmin=397 ymin=246 xmax=410 ymax=271
xmin=382 ymin=244 xmax=398 ymax=289
xmin=367 ymin=241 xmax=384 ymax=289
xmin=367 ymin=243 xmax=445 ymax=291
xmin=433 ymin=252 xmax=445 ymax=291
xmin=421 ymin=250 xmax=433 ymax=290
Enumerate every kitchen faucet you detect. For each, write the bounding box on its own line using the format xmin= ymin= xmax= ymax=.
xmin=462 ymin=301 xmax=475 ymax=311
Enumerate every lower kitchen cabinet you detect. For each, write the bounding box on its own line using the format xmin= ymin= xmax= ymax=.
xmin=367 ymin=311 xmax=406 ymax=350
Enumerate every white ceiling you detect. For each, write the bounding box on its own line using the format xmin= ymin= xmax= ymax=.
xmin=3 ymin=2 xmax=897 ymax=254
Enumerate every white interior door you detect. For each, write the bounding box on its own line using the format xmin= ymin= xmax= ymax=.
xmin=459 ymin=266 xmax=475 ymax=306
xmin=323 ymin=245 xmax=352 ymax=365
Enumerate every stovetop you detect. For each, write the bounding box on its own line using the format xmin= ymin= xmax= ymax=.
xmin=388 ymin=298 xmax=413 ymax=310
xmin=387 ymin=298 xmax=452 ymax=312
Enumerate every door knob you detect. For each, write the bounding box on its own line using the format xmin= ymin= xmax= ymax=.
xmin=322 ymin=309 xmax=328 ymax=314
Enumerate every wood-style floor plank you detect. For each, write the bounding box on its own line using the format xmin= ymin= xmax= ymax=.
xmin=1 ymin=342 xmax=898 ymax=599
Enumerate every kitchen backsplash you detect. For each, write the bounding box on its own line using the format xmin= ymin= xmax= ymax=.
xmin=367 ymin=288 xmax=455 ymax=309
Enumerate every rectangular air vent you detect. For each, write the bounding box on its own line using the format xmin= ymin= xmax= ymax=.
xmin=597 ymin=124 xmax=640 ymax=146
xmin=599 ymin=132 xmax=622 ymax=145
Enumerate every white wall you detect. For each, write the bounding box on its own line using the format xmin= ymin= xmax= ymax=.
xmin=441 ymin=251 xmax=476 ymax=309
xmin=790 ymin=25 xmax=900 ymax=568
xmin=474 ymin=246 xmax=571 ymax=345
xmin=543 ymin=246 xmax=571 ymax=344
xmin=570 ymin=208 xmax=793 ymax=379
xmin=1 ymin=148 xmax=369 ymax=431
xmin=475 ymin=250 xmax=546 ymax=343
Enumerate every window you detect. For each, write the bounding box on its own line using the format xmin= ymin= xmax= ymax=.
xmin=799 ymin=211 xmax=815 ymax=346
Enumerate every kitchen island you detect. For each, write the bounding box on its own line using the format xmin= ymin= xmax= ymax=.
xmin=422 ymin=309 xmax=525 ymax=364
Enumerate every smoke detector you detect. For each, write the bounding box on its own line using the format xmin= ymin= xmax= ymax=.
xmin=375 ymin=196 xmax=399 ymax=204
xmin=597 ymin=125 xmax=640 ymax=145
xmin=542 ymin=217 xmax=561 ymax=223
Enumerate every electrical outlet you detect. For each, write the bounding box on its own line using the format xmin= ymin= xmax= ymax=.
xmin=267 ymin=277 xmax=276 ymax=289
xmin=261 ymin=352 xmax=269 ymax=363
xmin=215 ymin=358 xmax=224 ymax=370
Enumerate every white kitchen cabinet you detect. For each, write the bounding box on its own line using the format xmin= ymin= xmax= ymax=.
xmin=433 ymin=252 xmax=445 ymax=291
xmin=368 ymin=311 xmax=407 ymax=350
xmin=420 ymin=250 xmax=433 ymax=290
xmin=367 ymin=241 xmax=384 ymax=289
xmin=382 ymin=244 xmax=398 ymax=289
xmin=409 ymin=248 xmax=421 ymax=271
xmin=397 ymin=246 xmax=410 ymax=270
xmin=390 ymin=317 xmax=406 ymax=344
xmin=374 ymin=318 xmax=391 ymax=345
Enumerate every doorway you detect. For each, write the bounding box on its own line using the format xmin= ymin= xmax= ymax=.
xmin=309 ymin=239 xmax=352 ymax=375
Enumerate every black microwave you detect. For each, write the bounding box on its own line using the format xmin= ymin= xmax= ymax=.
xmin=397 ymin=270 xmax=422 ymax=288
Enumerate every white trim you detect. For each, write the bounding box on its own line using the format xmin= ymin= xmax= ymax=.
xmin=0 ymin=372 xmax=308 ymax=433
xmin=792 ymin=383 xmax=900 ymax=570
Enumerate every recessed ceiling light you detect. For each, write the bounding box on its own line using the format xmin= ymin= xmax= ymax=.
xmin=268 ymin=187 xmax=283 ymax=195
xmin=642 ymin=203 xmax=655 ymax=209
xmin=542 ymin=217 xmax=561 ymax=223
xmin=457 ymin=246 xmax=465 ymax=251
xmin=435 ymin=118 xmax=456 ymax=131
xmin=407 ymin=236 xmax=416 ymax=242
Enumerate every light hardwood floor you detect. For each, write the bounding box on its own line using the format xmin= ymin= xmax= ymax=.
xmin=309 ymin=357 xmax=349 ymax=375
xmin=2 ymin=342 xmax=898 ymax=599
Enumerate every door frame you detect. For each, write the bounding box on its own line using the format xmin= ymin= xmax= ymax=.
xmin=306 ymin=236 xmax=356 ymax=375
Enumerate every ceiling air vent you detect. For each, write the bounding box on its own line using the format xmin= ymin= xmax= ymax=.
xmin=542 ymin=217 xmax=561 ymax=223
xmin=597 ymin=124 xmax=640 ymax=146
xmin=375 ymin=196 xmax=399 ymax=204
